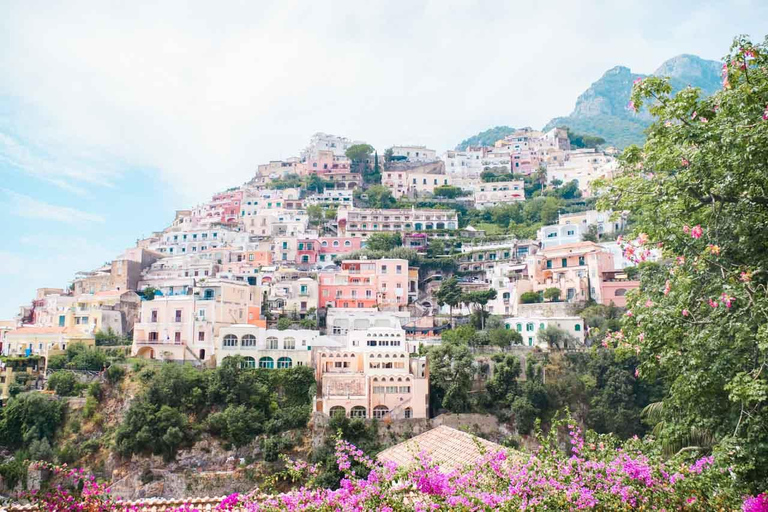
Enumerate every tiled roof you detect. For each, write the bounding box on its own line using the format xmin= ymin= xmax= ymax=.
xmin=5 ymin=495 xmax=238 ymax=511
xmin=376 ymin=425 xmax=505 ymax=471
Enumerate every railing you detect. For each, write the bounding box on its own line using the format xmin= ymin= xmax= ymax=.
xmin=135 ymin=340 xmax=184 ymax=346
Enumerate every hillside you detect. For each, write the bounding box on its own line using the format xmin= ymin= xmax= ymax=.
xmin=543 ymin=54 xmax=722 ymax=148
xmin=455 ymin=125 xmax=515 ymax=150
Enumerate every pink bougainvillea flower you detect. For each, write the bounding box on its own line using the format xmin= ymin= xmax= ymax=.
xmin=743 ymin=492 xmax=768 ymax=512
xmin=691 ymin=111 xmax=698 ymax=120
xmin=691 ymin=225 xmax=703 ymax=239
xmin=709 ymin=298 xmax=719 ymax=308
xmin=706 ymin=244 xmax=721 ymax=255
xmin=676 ymin=256 xmax=686 ymax=265
xmin=721 ymin=293 xmax=734 ymax=308
xmin=683 ymin=225 xmax=690 ymax=234
xmin=682 ymin=309 xmax=689 ymax=317
xmin=628 ymin=100 xmax=637 ymax=112
xmin=681 ymin=158 xmax=690 ymax=167
xmin=663 ymin=280 xmax=671 ymax=296
xmin=644 ymin=299 xmax=654 ymax=308
xmin=637 ymin=233 xmax=649 ymax=245
xmin=634 ymin=368 xmax=639 ymax=378
xmin=763 ymin=104 xmax=768 ymax=121
xmin=626 ymin=310 xmax=633 ymax=317
xmin=740 ymin=271 xmax=752 ymax=282
xmin=633 ymin=77 xmax=643 ymax=85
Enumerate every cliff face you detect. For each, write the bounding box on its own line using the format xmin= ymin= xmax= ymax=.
xmin=542 ymin=54 xmax=721 ymax=148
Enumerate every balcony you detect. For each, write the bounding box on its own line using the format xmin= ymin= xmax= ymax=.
xmin=135 ymin=340 xmax=185 ymax=346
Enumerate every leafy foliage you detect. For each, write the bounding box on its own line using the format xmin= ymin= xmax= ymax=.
xmin=455 ymin=125 xmax=515 ymax=150
xmin=596 ymin=36 xmax=768 ymax=490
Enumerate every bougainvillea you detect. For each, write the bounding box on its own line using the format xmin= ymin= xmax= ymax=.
xmin=20 ymin=417 xmax=766 ymax=511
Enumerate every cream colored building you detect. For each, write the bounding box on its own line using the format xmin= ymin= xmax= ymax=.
xmin=132 ymin=279 xmax=253 ymax=364
xmin=2 ymin=326 xmax=95 ymax=361
xmin=215 ymin=325 xmax=326 ymax=368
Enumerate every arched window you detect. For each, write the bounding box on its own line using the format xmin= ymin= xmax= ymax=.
xmin=539 ymin=323 xmax=545 ymax=330
xmin=241 ymin=334 xmax=256 ymax=347
xmin=574 ymin=324 xmax=582 ymax=332
xmin=283 ymin=337 xmax=296 ymax=350
xmin=615 ymin=288 xmax=627 ymax=297
xmin=333 ymin=240 xmax=340 ymax=247
xmin=526 ymin=323 xmax=534 ymax=332
xmin=242 ymin=356 xmax=256 ymax=369
xmin=373 ymin=405 xmax=389 ymax=419
xmin=344 ymin=241 xmax=351 ymax=247
xmin=266 ymin=336 xmax=278 ymax=350
xmin=223 ymin=334 xmax=238 ymax=348
xmin=350 ymin=406 xmax=367 ymax=418
xmin=277 ymin=357 xmax=293 ymax=369
xmin=404 ymin=407 xmax=412 ymax=419
xmin=329 ymin=406 xmax=346 ymax=418
xmin=259 ymin=357 xmax=274 ymax=369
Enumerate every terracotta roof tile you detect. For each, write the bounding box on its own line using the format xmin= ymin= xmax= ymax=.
xmin=376 ymin=425 xmax=506 ymax=471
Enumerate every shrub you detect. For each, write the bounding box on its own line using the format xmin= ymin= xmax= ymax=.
xmin=47 ymin=371 xmax=78 ymax=396
xmin=106 ymin=365 xmax=125 ymax=385
xmin=520 ymin=291 xmax=543 ymax=304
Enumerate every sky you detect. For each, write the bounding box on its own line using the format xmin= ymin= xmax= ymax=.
xmin=1 ymin=0 xmax=767 ymax=319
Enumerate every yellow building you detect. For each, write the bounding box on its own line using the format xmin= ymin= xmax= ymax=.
xmin=2 ymin=326 xmax=96 ymax=367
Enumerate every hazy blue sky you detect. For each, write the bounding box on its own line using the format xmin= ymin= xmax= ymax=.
xmin=1 ymin=0 xmax=767 ymax=318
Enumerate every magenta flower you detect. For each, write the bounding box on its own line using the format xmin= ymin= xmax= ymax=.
xmin=682 ymin=309 xmax=689 ymax=317
xmin=709 ymin=298 xmax=719 ymax=308
xmin=743 ymin=493 xmax=768 ymax=512
xmin=628 ymin=100 xmax=637 ymax=112
xmin=691 ymin=225 xmax=703 ymax=239
xmin=683 ymin=225 xmax=690 ymax=234
xmin=763 ymin=105 xmax=768 ymax=121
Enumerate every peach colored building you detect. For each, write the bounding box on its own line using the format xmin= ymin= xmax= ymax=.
xmin=525 ymin=242 xmax=621 ymax=305
xmin=319 ymin=259 xmax=410 ymax=310
xmin=314 ymin=327 xmax=429 ymax=420
xmin=132 ymin=279 xmax=253 ymax=364
xmin=599 ymin=270 xmax=640 ymax=308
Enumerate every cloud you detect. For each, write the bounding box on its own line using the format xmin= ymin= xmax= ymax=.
xmin=1 ymin=188 xmax=105 ymax=224
xmin=0 ymin=0 xmax=766 ymax=206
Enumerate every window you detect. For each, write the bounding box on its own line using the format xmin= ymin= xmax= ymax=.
xmin=329 ymin=406 xmax=346 ymax=418
xmin=546 ymin=260 xmax=552 ymax=269
xmin=526 ymin=323 xmax=534 ymax=332
xmin=578 ymin=256 xmax=585 ymax=265
xmin=259 ymin=357 xmax=274 ymax=369
xmin=561 ymin=258 xmax=568 ymax=268
xmin=198 ymin=331 xmax=205 ymax=341
xmin=175 ymin=309 xmax=182 ymax=322
xmin=539 ymin=323 xmax=545 ymax=330
xmin=148 ymin=331 xmax=158 ymax=341
xmin=404 ymin=407 xmax=412 ymax=419
xmin=174 ymin=332 xmax=181 ymax=342
xmin=350 ymin=406 xmax=367 ymax=418
xmin=277 ymin=357 xmax=293 ymax=369
xmin=267 ymin=337 xmax=278 ymax=350
xmin=381 ymin=265 xmax=387 ymax=274
xmin=396 ymin=265 xmax=402 ymax=274
xmin=516 ymin=323 xmax=522 ymax=332
xmin=242 ymin=356 xmax=256 ymax=369
xmin=241 ymin=334 xmax=257 ymax=347
xmin=223 ymin=334 xmax=238 ymax=348
xmin=284 ymin=337 xmax=296 ymax=350
xmin=151 ymin=310 xmax=158 ymax=322
xmin=373 ymin=406 xmax=389 ymax=419
xmin=575 ymin=324 xmax=582 ymax=332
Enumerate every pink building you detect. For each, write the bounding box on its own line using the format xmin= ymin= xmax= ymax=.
xmin=319 ymin=259 xmax=410 ymax=310
xmin=318 ymin=237 xmax=362 ymax=264
xmin=314 ymin=327 xmax=429 ymax=420
xmin=526 ymin=242 xmax=623 ymax=305
xmin=599 ymin=270 xmax=640 ymax=308
xmin=210 ymin=190 xmax=243 ymax=224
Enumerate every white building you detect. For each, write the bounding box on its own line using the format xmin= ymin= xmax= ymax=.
xmin=471 ymin=180 xmax=525 ymax=208
xmin=215 ymin=325 xmax=327 ymax=368
xmin=537 ymin=223 xmax=587 ymax=249
xmin=390 ymin=145 xmax=437 ymax=162
xmin=558 ymin=210 xmax=627 ymax=236
xmin=302 ymin=133 xmax=363 ymax=160
xmin=503 ymin=314 xmax=585 ymax=348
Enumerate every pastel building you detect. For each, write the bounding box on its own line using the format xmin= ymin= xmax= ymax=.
xmin=2 ymin=327 xmax=95 ymax=364
xmin=525 ymin=242 xmax=620 ymax=305
xmin=471 ymin=180 xmax=525 ymax=208
xmin=132 ymin=279 xmax=252 ymax=363
xmin=538 ymin=223 xmax=587 ymax=249
xmin=265 ymin=277 xmax=318 ymax=317
xmin=337 ymin=208 xmax=458 ymax=238
xmin=503 ymin=314 xmax=585 ymax=348
xmin=390 ymin=145 xmax=437 ymax=162
xmin=314 ymin=327 xmax=429 ymax=420
xmin=319 ymin=259 xmax=410 ymax=310
xmin=557 ymin=210 xmax=627 ymax=237
xmin=214 ymin=325 xmax=324 ymax=369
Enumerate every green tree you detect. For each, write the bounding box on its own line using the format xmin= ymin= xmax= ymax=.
xmin=142 ymin=287 xmax=158 ymax=301
xmin=462 ymin=289 xmax=497 ymax=330
xmin=306 ymin=204 xmax=325 ymax=227
xmin=582 ymin=224 xmax=599 ymax=242
xmin=543 ymin=287 xmax=561 ymax=302
xmin=276 ymin=317 xmax=293 ymax=330
xmin=358 ymin=185 xmax=395 ymax=209
xmin=434 ymin=276 xmax=463 ymax=327
xmin=346 ymin=144 xmax=375 ymax=182
xmin=488 ymin=328 xmax=523 ymax=348
xmin=364 ymin=233 xmax=402 ymax=252
xmin=47 ymin=371 xmax=78 ymax=396
xmin=429 ymin=342 xmax=476 ymax=413
xmin=520 ymin=291 xmax=542 ymax=304
xmin=595 ymin=37 xmax=768 ymax=489
xmin=433 ymin=185 xmax=466 ymax=199
xmin=537 ymin=325 xmax=577 ymax=350
xmin=0 ymin=393 xmax=65 ymax=448
xmin=487 ymin=354 xmax=522 ymax=406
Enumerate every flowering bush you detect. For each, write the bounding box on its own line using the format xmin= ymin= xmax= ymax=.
xmin=21 ymin=418 xmax=766 ymax=511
